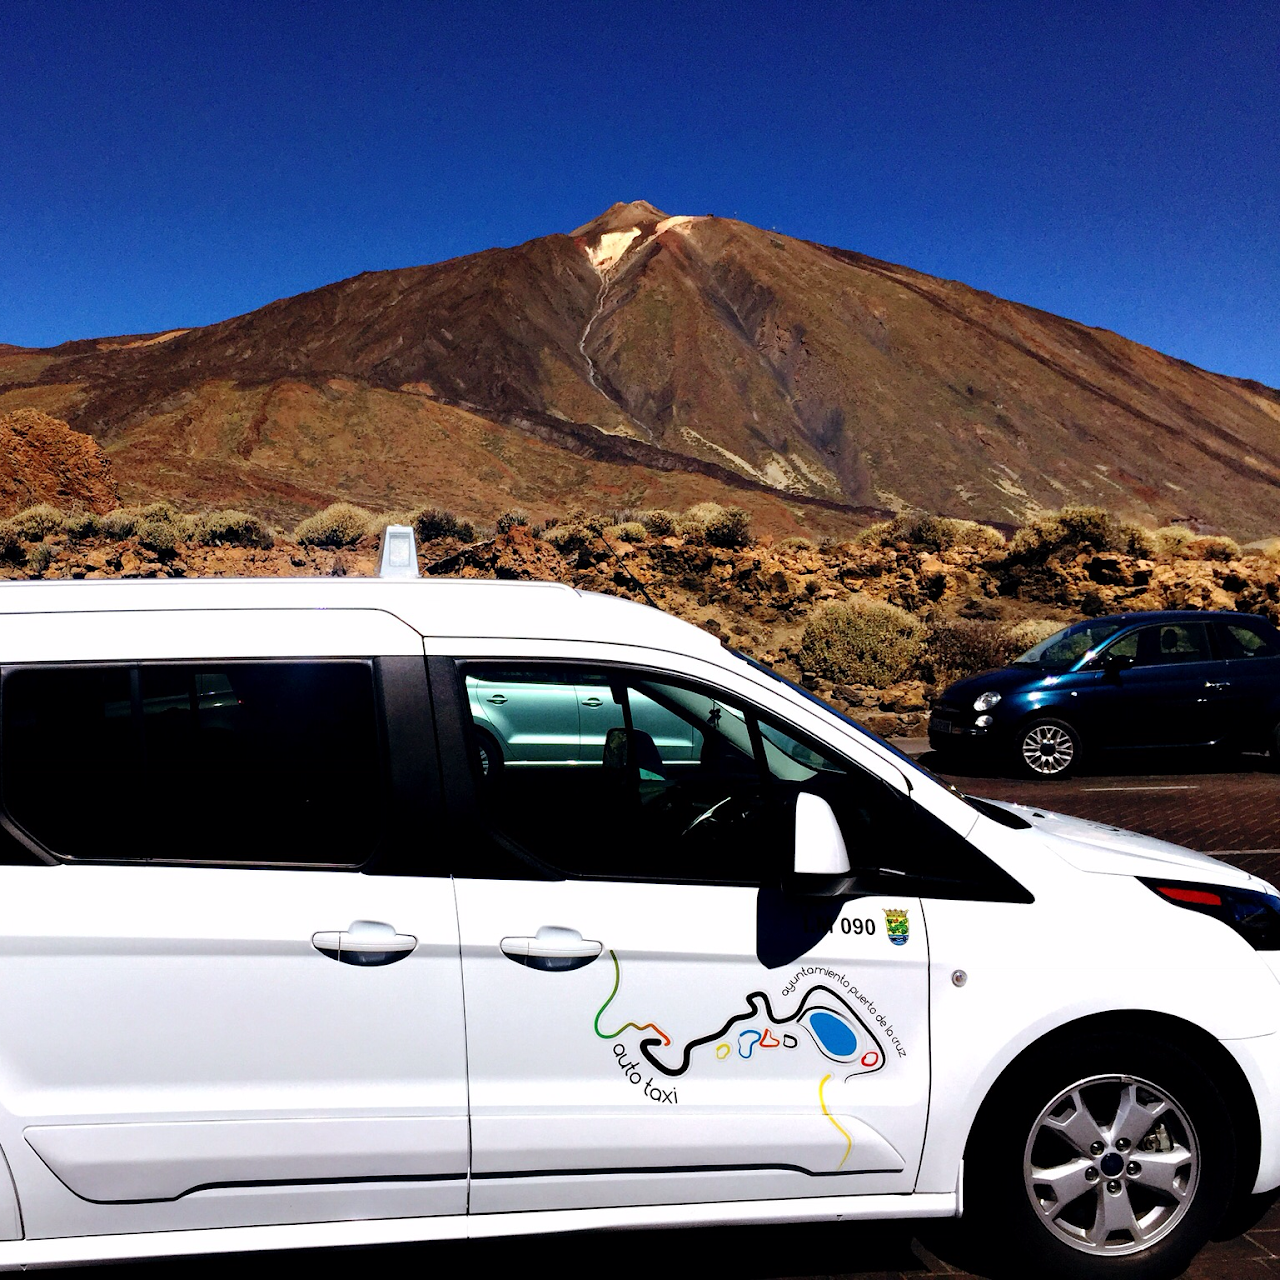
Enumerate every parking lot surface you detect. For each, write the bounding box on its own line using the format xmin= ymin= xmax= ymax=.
xmin=59 ymin=752 xmax=1280 ymax=1280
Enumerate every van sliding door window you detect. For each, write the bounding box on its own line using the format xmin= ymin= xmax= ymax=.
xmin=2 ymin=662 xmax=384 ymax=866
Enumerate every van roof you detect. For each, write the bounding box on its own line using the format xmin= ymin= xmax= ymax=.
xmin=0 ymin=576 xmax=724 ymax=654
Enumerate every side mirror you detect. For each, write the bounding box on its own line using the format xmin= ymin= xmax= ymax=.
xmin=791 ymin=793 xmax=853 ymax=896
xmin=1102 ymin=653 xmax=1132 ymax=679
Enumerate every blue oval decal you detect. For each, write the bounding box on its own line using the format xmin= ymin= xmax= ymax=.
xmin=806 ymin=1010 xmax=858 ymax=1058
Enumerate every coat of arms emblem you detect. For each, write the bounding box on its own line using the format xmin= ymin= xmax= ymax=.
xmin=883 ymin=908 xmax=910 ymax=946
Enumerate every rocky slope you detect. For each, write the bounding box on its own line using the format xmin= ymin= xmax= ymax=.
xmin=5 ymin=508 xmax=1279 ymax=740
xmin=3 ymin=203 xmax=1278 ymax=537
xmin=0 ymin=410 xmax=117 ymax=515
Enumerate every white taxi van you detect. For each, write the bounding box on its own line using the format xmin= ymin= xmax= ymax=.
xmin=0 ymin=552 xmax=1277 ymax=1279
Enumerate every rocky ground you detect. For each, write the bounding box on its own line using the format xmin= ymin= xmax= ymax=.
xmin=7 ymin=518 xmax=1278 ymax=740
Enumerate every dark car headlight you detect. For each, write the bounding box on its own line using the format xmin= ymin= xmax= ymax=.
xmin=1141 ymin=878 xmax=1280 ymax=951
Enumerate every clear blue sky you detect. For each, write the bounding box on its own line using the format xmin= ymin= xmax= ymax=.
xmin=2 ymin=0 xmax=1277 ymax=387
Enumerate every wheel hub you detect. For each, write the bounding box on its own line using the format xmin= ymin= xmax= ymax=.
xmin=1023 ymin=1074 xmax=1198 ymax=1255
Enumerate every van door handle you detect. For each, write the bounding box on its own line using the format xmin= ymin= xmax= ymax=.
xmin=500 ymin=926 xmax=602 ymax=972
xmin=312 ymin=921 xmax=418 ymax=967
xmin=581 ymin=696 xmax=603 ymax=707
xmin=487 ymin=694 xmax=507 ymax=704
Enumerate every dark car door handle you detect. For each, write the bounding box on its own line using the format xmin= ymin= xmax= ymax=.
xmin=312 ymin=921 xmax=418 ymax=967
xmin=500 ymin=926 xmax=602 ymax=972
xmin=1204 ymin=681 xmax=1231 ymax=690
xmin=487 ymin=694 xmax=507 ymax=704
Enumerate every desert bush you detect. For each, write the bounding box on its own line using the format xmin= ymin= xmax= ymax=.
xmin=703 ymin=505 xmax=752 ymax=549
xmin=137 ymin=518 xmax=177 ymax=558
xmin=853 ymin=520 xmax=893 ymax=546
xmin=1005 ymin=619 xmax=1064 ymax=653
xmin=1009 ymin=506 xmax=1154 ymax=562
xmin=131 ymin=501 xmax=178 ymax=525
xmin=640 ymin=509 xmax=678 ymax=537
xmin=8 ymin=504 xmax=65 ymax=541
xmin=0 ymin=522 xmax=20 ymax=561
xmin=678 ymin=501 xmax=726 ymax=542
xmin=198 ymin=509 xmax=274 ymax=549
xmin=544 ymin=522 xmax=593 ymax=554
xmin=1151 ymin=525 xmax=1196 ymax=558
xmin=26 ymin=542 xmax=54 ymax=574
xmin=495 ymin=509 xmax=530 ymax=535
xmin=293 ymin=502 xmax=372 ymax=548
xmin=878 ymin=513 xmax=1004 ymax=554
xmin=63 ymin=511 xmax=100 ymax=540
xmin=1186 ymin=534 xmax=1241 ymax=562
xmin=780 ymin=535 xmax=815 ymax=550
xmin=609 ymin=521 xmax=648 ymax=543
xmin=412 ymin=507 xmax=476 ymax=544
xmin=100 ymin=509 xmax=137 ymax=539
xmin=798 ymin=598 xmax=925 ymax=687
xmin=925 ymin=620 xmax=1021 ymax=684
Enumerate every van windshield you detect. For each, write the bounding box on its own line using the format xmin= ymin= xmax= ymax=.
xmin=1013 ymin=620 xmax=1126 ymax=670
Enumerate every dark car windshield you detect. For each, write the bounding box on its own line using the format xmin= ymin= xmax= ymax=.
xmin=1013 ymin=619 xmax=1127 ymax=670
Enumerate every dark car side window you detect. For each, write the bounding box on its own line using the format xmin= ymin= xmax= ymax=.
xmin=1127 ymin=623 xmax=1214 ymax=667
xmin=1219 ymin=623 xmax=1280 ymax=660
xmin=2 ymin=662 xmax=386 ymax=866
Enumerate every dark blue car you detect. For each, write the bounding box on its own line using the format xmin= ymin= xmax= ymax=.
xmin=928 ymin=610 xmax=1280 ymax=776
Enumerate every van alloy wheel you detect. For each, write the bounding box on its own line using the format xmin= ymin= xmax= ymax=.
xmin=1024 ymin=1074 xmax=1199 ymax=1256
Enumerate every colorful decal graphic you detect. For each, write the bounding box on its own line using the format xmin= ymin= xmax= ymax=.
xmin=818 ymin=1073 xmax=852 ymax=1169
xmin=593 ymin=950 xmax=885 ymax=1079
xmin=883 ymin=908 xmax=910 ymax=946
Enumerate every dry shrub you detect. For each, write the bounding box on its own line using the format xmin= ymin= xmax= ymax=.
xmin=878 ymin=513 xmax=1004 ymax=554
xmin=609 ymin=522 xmax=648 ymax=543
xmin=780 ymin=535 xmax=815 ymax=550
xmin=0 ymin=522 xmax=20 ymax=561
xmin=8 ymin=504 xmax=65 ymax=541
xmin=704 ymin=505 xmax=752 ymax=548
xmin=26 ymin=542 xmax=54 ymax=574
xmin=798 ymin=598 xmax=924 ymax=687
xmin=1009 ymin=506 xmax=1154 ymax=562
xmin=678 ymin=501 xmax=724 ymax=542
xmin=544 ymin=521 xmax=593 ymax=554
xmin=100 ymin=509 xmax=137 ymax=539
xmin=924 ymin=620 xmax=1021 ymax=684
xmin=412 ymin=507 xmax=476 ymax=543
xmin=64 ymin=511 xmax=100 ymax=540
xmin=1151 ymin=525 xmax=1197 ymax=558
xmin=131 ymin=501 xmax=178 ymax=525
xmin=495 ymin=509 xmax=530 ymax=535
xmin=1186 ymin=535 xmax=1241 ymax=562
xmin=294 ymin=502 xmax=372 ymax=548
xmin=198 ymin=510 xmax=274 ymax=549
xmin=640 ymin=509 xmax=677 ymax=537
xmin=137 ymin=519 xmax=177 ymax=558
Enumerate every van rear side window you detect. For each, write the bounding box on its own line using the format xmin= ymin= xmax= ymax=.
xmin=2 ymin=662 xmax=384 ymax=866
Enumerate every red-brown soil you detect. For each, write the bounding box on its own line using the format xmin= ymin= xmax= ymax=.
xmin=0 ymin=409 xmax=117 ymax=515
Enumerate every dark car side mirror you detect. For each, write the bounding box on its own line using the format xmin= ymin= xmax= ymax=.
xmin=1101 ymin=653 xmax=1134 ymax=678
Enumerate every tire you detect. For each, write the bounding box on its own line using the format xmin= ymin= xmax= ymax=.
xmin=473 ymin=726 xmax=503 ymax=780
xmin=1016 ymin=717 xmax=1082 ymax=778
xmin=963 ymin=1035 xmax=1236 ymax=1280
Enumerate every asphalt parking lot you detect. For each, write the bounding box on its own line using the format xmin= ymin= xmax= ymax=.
xmin=60 ymin=752 xmax=1280 ymax=1280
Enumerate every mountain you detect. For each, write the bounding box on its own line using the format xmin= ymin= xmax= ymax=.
xmin=3 ymin=201 xmax=1279 ymax=536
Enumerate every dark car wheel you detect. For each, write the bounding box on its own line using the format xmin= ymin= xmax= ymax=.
xmin=963 ymin=1035 xmax=1235 ymax=1280
xmin=1017 ymin=718 xmax=1081 ymax=778
xmin=473 ymin=726 xmax=503 ymax=779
